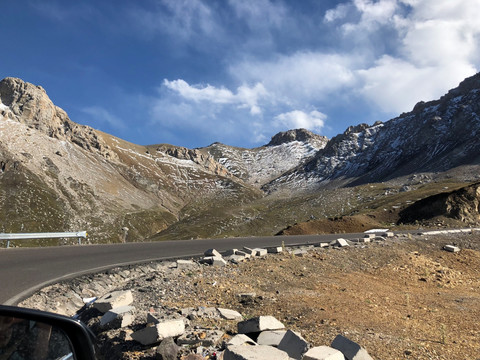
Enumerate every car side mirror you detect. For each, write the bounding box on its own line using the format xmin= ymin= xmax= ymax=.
xmin=0 ymin=305 xmax=96 ymax=360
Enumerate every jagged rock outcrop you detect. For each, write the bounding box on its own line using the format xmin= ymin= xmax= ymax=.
xmin=398 ymin=182 xmax=480 ymax=224
xmin=0 ymin=77 xmax=116 ymax=160
xmin=155 ymin=144 xmax=232 ymax=178
xmin=267 ymin=128 xmax=328 ymax=148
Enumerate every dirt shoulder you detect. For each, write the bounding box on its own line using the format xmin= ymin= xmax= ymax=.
xmin=21 ymin=232 xmax=480 ymax=359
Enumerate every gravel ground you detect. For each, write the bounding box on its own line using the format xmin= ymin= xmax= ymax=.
xmin=20 ymin=232 xmax=480 ymax=359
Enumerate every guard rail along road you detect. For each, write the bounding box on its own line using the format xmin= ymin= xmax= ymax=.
xmin=0 ymin=231 xmax=87 ymax=248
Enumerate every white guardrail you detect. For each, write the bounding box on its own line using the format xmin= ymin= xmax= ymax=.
xmin=0 ymin=231 xmax=87 ymax=248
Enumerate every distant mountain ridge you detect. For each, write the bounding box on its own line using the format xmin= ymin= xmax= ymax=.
xmin=1 ymin=73 xmax=480 ymax=242
xmin=264 ymin=72 xmax=480 ymax=192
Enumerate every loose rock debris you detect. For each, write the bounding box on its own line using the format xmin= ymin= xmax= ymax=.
xmin=20 ymin=231 xmax=480 ymax=359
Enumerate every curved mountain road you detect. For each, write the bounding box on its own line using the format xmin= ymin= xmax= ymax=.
xmin=0 ymin=233 xmax=367 ymax=305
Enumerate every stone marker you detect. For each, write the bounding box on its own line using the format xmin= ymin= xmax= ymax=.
xmin=94 ymin=290 xmax=133 ymax=313
xmin=382 ymin=232 xmax=394 ymax=237
xmin=204 ymin=249 xmax=222 ymax=257
xmin=238 ymin=316 xmax=285 ymax=334
xmin=331 ymin=335 xmax=373 ymax=360
xmin=277 ymin=330 xmax=309 ymax=359
xmin=224 ymin=249 xmax=239 ymax=256
xmin=99 ymin=305 xmax=135 ymax=328
xmin=212 ymin=257 xmax=227 ymax=267
xmin=253 ymin=248 xmax=268 ymax=256
xmin=224 ymin=344 xmax=289 ymax=360
xmin=336 ymin=238 xmax=349 ymax=247
xmin=267 ymin=246 xmax=283 ymax=253
xmin=132 ymin=319 xmax=185 ymax=345
xmin=217 ymin=308 xmax=243 ymax=320
xmin=226 ymin=334 xmax=257 ymax=346
xmin=235 ymin=251 xmax=251 ymax=259
xmin=242 ymin=247 xmax=256 ymax=256
xmin=256 ymin=330 xmax=287 ymax=347
xmin=176 ymin=259 xmax=196 ymax=269
xmin=443 ymin=245 xmax=460 ymax=253
xmin=303 ymin=346 xmax=345 ymax=360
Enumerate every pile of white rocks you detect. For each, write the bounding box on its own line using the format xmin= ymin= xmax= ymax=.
xmin=77 ymin=238 xmax=385 ymax=359
xmin=87 ymin=287 xmax=373 ymax=360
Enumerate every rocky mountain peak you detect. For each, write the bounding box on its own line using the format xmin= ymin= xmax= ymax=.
xmin=267 ymin=128 xmax=328 ymax=147
xmin=0 ymin=77 xmax=116 ymax=160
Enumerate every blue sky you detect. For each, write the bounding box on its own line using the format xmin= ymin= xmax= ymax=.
xmin=1 ymin=0 xmax=479 ymax=148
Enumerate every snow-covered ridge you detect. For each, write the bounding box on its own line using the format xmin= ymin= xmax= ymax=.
xmin=264 ymin=72 xmax=480 ymax=192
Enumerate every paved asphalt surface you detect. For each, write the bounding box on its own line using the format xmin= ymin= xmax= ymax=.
xmin=0 ymin=233 xmax=367 ymax=305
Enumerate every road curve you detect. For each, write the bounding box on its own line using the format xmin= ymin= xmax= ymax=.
xmin=0 ymin=233 xmax=366 ymax=305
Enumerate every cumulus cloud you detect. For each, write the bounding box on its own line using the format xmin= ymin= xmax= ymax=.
xmin=148 ymin=0 xmax=480 ymax=146
xmin=274 ymin=110 xmax=326 ymax=132
xmin=323 ymin=0 xmax=480 ymax=113
xmin=163 ymin=79 xmax=268 ymax=115
xmin=230 ymin=52 xmax=358 ymax=105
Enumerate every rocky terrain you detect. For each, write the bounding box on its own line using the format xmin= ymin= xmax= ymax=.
xmin=2 ymin=73 xmax=480 ymax=243
xmin=20 ymin=230 xmax=480 ymax=359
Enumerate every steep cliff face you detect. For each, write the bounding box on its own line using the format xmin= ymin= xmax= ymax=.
xmin=264 ymin=73 xmax=480 ymax=192
xmin=398 ymin=182 xmax=480 ymax=224
xmin=0 ymin=78 xmax=116 ymax=160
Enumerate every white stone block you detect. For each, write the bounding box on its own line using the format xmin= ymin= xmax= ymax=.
xmin=277 ymin=330 xmax=309 ymax=359
xmin=212 ymin=257 xmax=227 ymax=267
xmin=176 ymin=259 xmax=196 ymax=269
xmin=224 ymin=344 xmax=289 ymax=360
xmin=100 ymin=305 xmax=135 ymax=328
xmin=331 ymin=335 xmax=373 ymax=360
xmin=205 ymin=248 xmax=222 ymax=257
xmin=267 ymin=247 xmax=283 ymax=253
xmin=303 ymin=346 xmax=345 ymax=360
xmin=226 ymin=334 xmax=257 ymax=346
xmin=254 ymin=248 xmax=268 ymax=256
xmin=336 ymin=238 xmax=349 ymax=247
xmin=224 ymin=249 xmax=239 ymax=256
xmin=94 ymin=290 xmax=133 ymax=313
xmin=443 ymin=245 xmax=460 ymax=253
xmin=242 ymin=247 xmax=256 ymax=256
xmin=256 ymin=330 xmax=287 ymax=346
xmin=131 ymin=319 xmax=185 ymax=345
xmin=217 ymin=308 xmax=243 ymax=320
xmin=236 ymin=250 xmax=251 ymax=258
xmin=238 ymin=316 xmax=285 ymax=334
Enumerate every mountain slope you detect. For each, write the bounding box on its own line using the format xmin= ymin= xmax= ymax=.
xmin=202 ymin=129 xmax=328 ymax=187
xmin=264 ymin=73 xmax=480 ymax=192
xmin=0 ymin=78 xmax=260 ymax=242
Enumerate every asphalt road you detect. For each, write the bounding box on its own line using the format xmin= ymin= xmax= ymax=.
xmin=0 ymin=233 xmax=366 ymax=305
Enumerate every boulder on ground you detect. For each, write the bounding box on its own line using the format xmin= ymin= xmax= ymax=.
xmin=94 ymin=290 xmax=133 ymax=313
xmin=331 ymin=335 xmax=373 ymax=360
xmin=277 ymin=330 xmax=309 ymax=359
xmin=238 ymin=316 xmax=285 ymax=334
xmin=224 ymin=344 xmax=289 ymax=360
xmin=132 ymin=319 xmax=185 ymax=346
xmin=303 ymin=346 xmax=345 ymax=360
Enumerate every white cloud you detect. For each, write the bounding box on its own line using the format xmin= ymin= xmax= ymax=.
xmin=230 ymin=52 xmax=358 ymax=105
xmin=163 ymin=79 xmax=268 ymax=115
xmin=274 ymin=110 xmax=326 ymax=132
xmin=148 ymin=0 xmax=480 ymax=146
